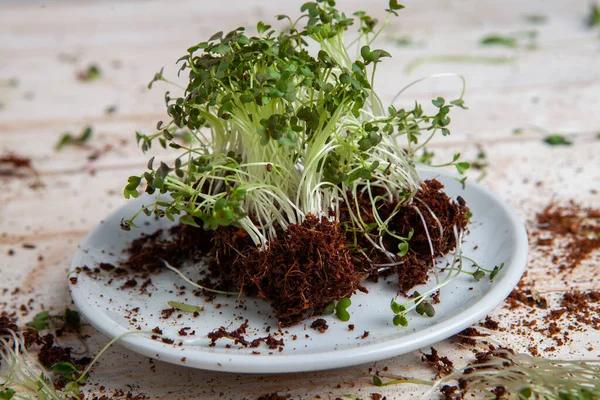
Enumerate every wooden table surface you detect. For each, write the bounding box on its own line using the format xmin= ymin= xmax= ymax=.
xmin=1 ymin=0 xmax=599 ymax=399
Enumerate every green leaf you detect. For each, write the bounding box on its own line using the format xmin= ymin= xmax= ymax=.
xmin=64 ymin=308 xmax=81 ymax=332
xmin=0 ymin=389 xmax=15 ymax=400
xmin=167 ymin=301 xmax=203 ymax=313
xmin=473 ymin=270 xmax=485 ymax=281
xmin=393 ymin=314 xmax=408 ymax=326
xmin=397 ymin=241 xmax=409 ymax=257
xmin=323 ymin=302 xmax=335 ymax=315
xmin=335 ymin=298 xmax=351 ymax=321
xmin=455 ymin=162 xmax=470 ymax=175
xmin=543 ymin=135 xmax=572 ymax=146
xmin=55 ymin=133 xmax=73 ymax=150
xmin=431 ymin=97 xmax=445 ymax=108
xmin=387 ymin=0 xmax=405 ymax=12
xmin=587 ymin=4 xmax=600 ymax=27
xmin=51 ymin=362 xmax=79 ymax=375
xmin=373 ymin=375 xmax=384 ymax=386
xmin=64 ymin=381 xmax=81 ymax=395
xmin=26 ymin=311 xmax=50 ymax=331
xmin=336 ymin=309 xmax=350 ymax=322
xmin=480 ymin=35 xmax=517 ymax=48
xmin=77 ymin=64 xmax=102 ymax=82
xmin=257 ymin=21 xmax=271 ymax=34
xmin=390 ymin=300 xmax=405 ymax=314
xmin=80 ymin=126 xmax=93 ymax=143
xmin=450 ymin=98 xmax=468 ymax=109
xmin=490 ymin=263 xmax=504 ymax=280
xmin=179 ymin=215 xmax=200 ymax=228
xmin=422 ymin=302 xmax=435 ymax=317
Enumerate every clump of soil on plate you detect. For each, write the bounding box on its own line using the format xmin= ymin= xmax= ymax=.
xmin=122 ymin=224 xmax=214 ymax=274
xmin=342 ymin=179 xmax=469 ymax=293
xmin=212 ymin=213 xmax=365 ymax=326
xmin=118 ymin=179 xmax=469 ymax=328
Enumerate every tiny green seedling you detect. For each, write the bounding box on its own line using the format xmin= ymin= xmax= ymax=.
xmin=56 ymin=126 xmax=93 ymax=150
xmin=25 ymin=309 xmax=81 ymax=333
xmin=480 ymin=35 xmax=517 ymax=48
xmin=167 ymin=301 xmax=204 ymax=313
xmin=543 ymin=134 xmax=572 ymax=146
xmin=588 ymin=4 xmax=600 ymax=28
xmin=26 ymin=311 xmax=50 ymax=331
xmin=77 ymin=64 xmax=101 ymax=82
xmin=335 ymin=298 xmax=352 ymax=322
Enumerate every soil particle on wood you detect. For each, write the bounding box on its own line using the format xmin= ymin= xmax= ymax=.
xmin=0 ymin=152 xmax=37 ymax=178
xmin=534 ymin=202 xmax=600 ymax=272
xmin=421 ymin=347 xmax=454 ymax=378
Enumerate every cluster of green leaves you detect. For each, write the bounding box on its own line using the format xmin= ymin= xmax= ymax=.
xmin=123 ymin=0 xmax=470 ymax=258
xmin=390 ymin=290 xmax=435 ymax=327
xmin=472 ymin=263 xmax=504 ymax=281
xmin=26 ymin=308 xmax=80 ymax=332
xmin=56 ymin=126 xmax=93 ymax=151
xmin=51 ymin=361 xmax=87 ymax=395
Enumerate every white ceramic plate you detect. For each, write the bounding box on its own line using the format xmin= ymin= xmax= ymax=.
xmin=69 ymin=169 xmax=527 ymax=373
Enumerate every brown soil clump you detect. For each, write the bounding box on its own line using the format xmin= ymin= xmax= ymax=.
xmin=421 ymin=347 xmax=454 ymax=378
xmin=123 ymin=224 xmax=213 ymax=273
xmin=37 ymin=334 xmax=91 ymax=369
xmin=120 ymin=179 xmax=468 ymax=327
xmin=213 ymin=214 xmax=365 ymax=327
xmin=341 ymin=179 xmax=469 ymax=293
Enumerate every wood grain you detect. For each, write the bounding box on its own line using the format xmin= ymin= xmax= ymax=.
xmin=1 ymin=0 xmax=599 ymax=399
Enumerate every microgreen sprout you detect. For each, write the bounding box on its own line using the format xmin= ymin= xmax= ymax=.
xmin=167 ymin=301 xmax=204 ymax=313
xmin=76 ymin=64 xmax=101 ymax=82
xmin=335 ymin=298 xmax=352 ymax=322
xmin=25 ymin=311 xmax=50 ymax=331
xmin=480 ymin=35 xmax=518 ymax=48
xmin=389 ymin=228 xmax=479 ymax=327
xmin=588 ymin=4 xmax=600 ymax=28
xmin=373 ymin=375 xmax=432 ymax=387
xmin=544 ymin=134 xmax=572 ymax=146
xmin=55 ymin=126 xmax=93 ymax=151
xmin=25 ymin=309 xmax=81 ymax=333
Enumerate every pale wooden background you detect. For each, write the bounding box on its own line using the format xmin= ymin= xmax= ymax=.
xmin=1 ymin=0 xmax=599 ymax=399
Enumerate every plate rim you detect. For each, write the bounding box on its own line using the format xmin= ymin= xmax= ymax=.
xmin=70 ymin=169 xmax=528 ymax=373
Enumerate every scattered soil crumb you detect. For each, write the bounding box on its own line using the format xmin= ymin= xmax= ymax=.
xmin=310 ymin=318 xmax=329 ymax=333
